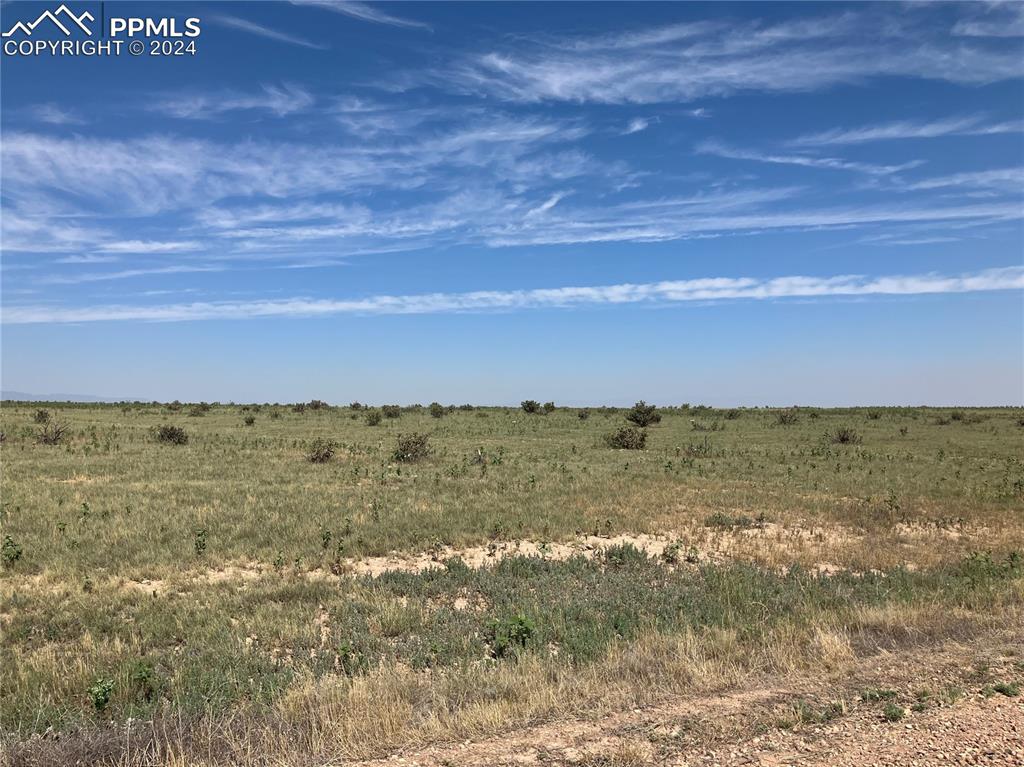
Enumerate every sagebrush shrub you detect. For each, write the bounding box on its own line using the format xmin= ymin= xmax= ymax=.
xmin=604 ymin=426 xmax=647 ymax=450
xmin=626 ymin=400 xmax=661 ymax=427
xmin=155 ymin=425 xmax=188 ymax=445
xmin=393 ymin=432 xmax=430 ymax=462
xmin=306 ymin=438 xmax=336 ymax=463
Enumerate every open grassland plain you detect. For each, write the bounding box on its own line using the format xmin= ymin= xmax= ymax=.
xmin=1 ymin=402 xmax=1022 ymax=766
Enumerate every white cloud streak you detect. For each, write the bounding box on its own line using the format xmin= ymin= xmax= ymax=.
xmin=209 ymin=13 xmax=328 ymax=49
xmin=290 ymin=1 xmax=430 ymax=30
xmin=697 ymin=140 xmax=923 ymax=176
xmin=790 ymin=115 xmax=1023 ymax=146
xmin=6 ymin=267 xmax=1021 ymax=324
xmin=150 ymin=84 xmax=315 ymax=119
xmin=429 ymin=15 xmax=1022 ymax=104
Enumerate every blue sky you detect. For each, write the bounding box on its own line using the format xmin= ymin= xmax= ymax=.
xmin=1 ymin=0 xmax=1022 ymax=405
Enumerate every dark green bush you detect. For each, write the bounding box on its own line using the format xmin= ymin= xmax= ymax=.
xmin=521 ymin=400 xmax=540 ymax=414
xmin=365 ymin=409 xmax=382 ymax=426
xmin=428 ymin=402 xmax=445 ymax=419
xmin=626 ymin=400 xmax=661 ymax=427
xmin=604 ymin=426 xmax=647 ymax=450
xmin=2 ymin=535 xmax=23 ymax=567
xmin=381 ymin=405 xmax=401 ymax=419
xmin=32 ymin=409 xmax=50 ymax=424
xmin=485 ymin=614 xmax=535 ymax=658
xmin=542 ymin=401 xmax=556 ymax=414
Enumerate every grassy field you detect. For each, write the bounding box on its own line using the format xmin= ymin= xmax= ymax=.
xmin=1 ymin=401 xmax=1022 ymax=765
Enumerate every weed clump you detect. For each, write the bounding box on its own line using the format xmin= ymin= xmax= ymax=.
xmin=485 ymin=614 xmax=535 ymax=658
xmin=155 ymin=425 xmax=188 ymax=445
xmin=604 ymin=426 xmax=647 ymax=450
xmin=775 ymin=409 xmax=799 ymax=426
xmin=626 ymin=400 xmax=661 ymax=427
xmin=2 ymin=535 xmax=23 ymax=567
xmin=393 ymin=433 xmax=431 ymax=463
xmin=87 ymin=678 xmax=114 ymax=713
xmin=828 ymin=426 xmax=862 ymax=445
xmin=306 ymin=438 xmax=336 ymax=463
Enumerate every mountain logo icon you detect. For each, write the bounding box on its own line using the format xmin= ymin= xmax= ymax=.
xmin=2 ymin=4 xmax=94 ymax=37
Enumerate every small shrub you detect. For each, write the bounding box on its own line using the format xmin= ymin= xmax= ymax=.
xmin=37 ymin=421 xmax=69 ymax=445
xmin=2 ymin=535 xmax=23 ymax=567
xmin=349 ymin=401 xmax=364 ymax=410
xmin=828 ymin=426 xmax=862 ymax=445
xmin=381 ymin=405 xmax=401 ymax=419
xmin=626 ymin=400 xmax=661 ymax=427
xmin=33 ymin=408 xmax=50 ymax=424
xmin=306 ymin=438 xmax=336 ymax=463
xmin=485 ymin=614 xmax=535 ymax=658
xmin=542 ymin=401 xmax=556 ymax=414
xmin=723 ymin=409 xmax=742 ymax=420
xmin=993 ymin=681 xmax=1020 ymax=697
xmin=604 ymin=426 xmax=647 ymax=450
xmin=881 ymin=702 xmax=905 ymax=722
xmin=393 ymin=432 xmax=431 ymax=463
xmin=577 ymin=408 xmax=590 ymax=420
xmin=428 ymin=402 xmax=445 ymax=419
xmin=243 ymin=415 xmax=256 ymax=426
xmin=520 ymin=400 xmax=540 ymax=414
xmin=193 ymin=528 xmax=207 ymax=556
xmin=866 ymin=410 xmax=882 ymax=420
xmin=87 ymin=678 xmax=115 ymax=713
xmin=293 ymin=403 xmax=307 ymax=414
xmin=308 ymin=399 xmax=329 ymax=411
xmin=155 ymin=425 xmax=188 ymax=445
xmin=775 ymin=409 xmax=799 ymax=426
xmin=365 ymin=409 xmax=382 ymax=426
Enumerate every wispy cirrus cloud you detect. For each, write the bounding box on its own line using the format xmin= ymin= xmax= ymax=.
xmin=97 ymin=240 xmax=204 ymax=254
xmin=696 ymin=140 xmax=923 ymax=176
xmin=790 ymin=115 xmax=1023 ymax=146
xmin=6 ymin=267 xmax=1021 ymax=324
xmin=209 ymin=13 xmax=328 ymax=49
xmin=150 ymin=84 xmax=315 ymax=119
xmin=290 ymin=0 xmax=430 ymax=31
xmin=905 ymin=167 xmax=1024 ymax=193
xmin=427 ymin=14 xmax=1022 ymax=104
